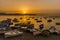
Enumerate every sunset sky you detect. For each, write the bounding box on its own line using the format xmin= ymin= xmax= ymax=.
xmin=0 ymin=0 xmax=60 ymax=13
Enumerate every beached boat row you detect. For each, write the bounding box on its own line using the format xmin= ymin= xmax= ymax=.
xmin=0 ymin=18 xmax=60 ymax=38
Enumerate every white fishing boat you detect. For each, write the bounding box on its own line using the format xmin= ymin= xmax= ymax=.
xmin=33 ymin=30 xmax=41 ymax=36
xmin=5 ymin=30 xmax=23 ymax=38
xmin=49 ymin=26 xmax=60 ymax=35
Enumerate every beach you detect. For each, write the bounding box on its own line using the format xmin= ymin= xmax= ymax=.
xmin=0 ymin=15 xmax=60 ymax=40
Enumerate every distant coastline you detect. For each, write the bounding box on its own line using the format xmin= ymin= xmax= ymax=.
xmin=0 ymin=13 xmax=37 ymax=15
xmin=0 ymin=13 xmax=60 ymax=18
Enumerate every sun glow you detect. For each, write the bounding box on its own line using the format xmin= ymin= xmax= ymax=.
xmin=23 ymin=16 xmax=27 ymax=22
xmin=20 ymin=7 xmax=29 ymax=14
xmin=23 ymin=11 xmax=27 ymax=14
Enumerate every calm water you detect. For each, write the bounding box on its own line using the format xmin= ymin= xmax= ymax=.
xmin=0 ymin=15 xmax=60 ymax=30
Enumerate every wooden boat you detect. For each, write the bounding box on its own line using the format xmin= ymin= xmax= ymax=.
xmin=4 ymin=30 xmax=23 ymax=38
xmin=49 ymin=26 xmax=60 ymax=35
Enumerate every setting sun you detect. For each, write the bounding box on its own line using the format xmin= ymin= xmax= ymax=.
xmin=23 ymin=11 xmax=27 ymax=14
xmin=20 ymin=7 xmax=29 ymax=14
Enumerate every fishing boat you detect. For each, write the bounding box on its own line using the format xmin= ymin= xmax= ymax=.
xmin=4 ymin=30 xmax=23 ymax=38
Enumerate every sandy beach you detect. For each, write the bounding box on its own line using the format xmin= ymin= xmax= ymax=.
xmin=0 ymin=32 xmax=59 ymax=40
